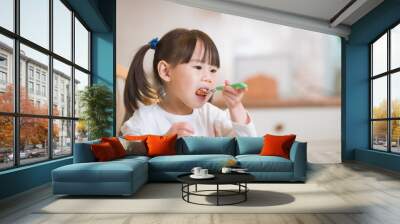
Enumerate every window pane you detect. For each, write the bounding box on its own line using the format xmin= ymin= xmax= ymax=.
xmin=392 ymin=24 xmax=400 ymax=70
xmin=20 ymin=0 xmax=49 ymax=49
xmin=372 ymin=121 xmax=387 ymax=151
xmin=53 ymin=0 xmax=72 ymax=60
xmin=0 ymin=116 xmax=13 ymax=170
xmin=75 ymin=120 xmax=88 ymax=143
xmin=74 ymin=18 xmax=89 ymax=70
xmin=391 ymin=120 xmax=400 ymax=153
xmin=74 ymin=69 xmax=89 ymax=118
xmin=20 ymin=44 xmax=49 ymax=115
xmin=0 ymin=0 xmax=14 ymax=31
xmin=372 ymin=76 xmax=387 ymax=119
xmin=53 ymin=119 xmax=72 ymax=158
xmin=0 ymin=34 xmax=14 ymax=112
xmin=20 ymin=117 xmax=49 ymax=165
xmin=372 ymin=33 xmax=387 ymax=76
xmin=53 ymin=59 xmax=72 ymax=117
xmin=391 ymin=72 xmax=400 ymax=118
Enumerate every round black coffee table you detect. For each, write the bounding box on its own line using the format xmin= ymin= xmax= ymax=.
xmin=177 ymin=172 xmax=255 ymax=206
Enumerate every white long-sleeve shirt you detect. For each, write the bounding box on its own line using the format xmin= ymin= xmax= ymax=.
xmin=120 ymin=102 xmax=257 ymax=137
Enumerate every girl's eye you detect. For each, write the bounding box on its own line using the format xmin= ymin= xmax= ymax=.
xmin=210 ymin=68 xmax=217 ymax=73
xmin=193 ymin=65 xmax=202 ymax=70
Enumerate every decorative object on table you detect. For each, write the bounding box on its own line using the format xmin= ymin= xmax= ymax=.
xmin=79 ymin=84 xmax=113 ymax=140
xmin=221 ymin=167 xmax=232 ymax=173
xmin=225 ymin=159 xmax=239 ymax=168
xmin=221 ymin=167 xmax=249 ymax=174
xmin=191 ymin=167 xmax=202 ymax=176
xmin=190 ymin=167 xmax=214 ymax=179
xmin=220 ymin=159 xmax=241 ymax=173
xmin=189 ymin=173 xmax=215 ymax=179
xmin=231 ymin=168 xmax=249 ymax=173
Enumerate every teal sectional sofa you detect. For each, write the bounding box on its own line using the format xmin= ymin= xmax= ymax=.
xmin=52 ymin=137 xmax=307 ymax=196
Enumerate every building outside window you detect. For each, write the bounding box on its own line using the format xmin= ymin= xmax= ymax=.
xmin=42 ymin=85 xmax=46 ymax=97
xmin=41 ymin=73 xmax=46 ymax=83
xmin=28 ymin=81 xmax=34 ymax=94
xmin=0 ymin=54 xmax=7 ymax=67
xmin=35 ymin=83 xmax=40 ymax=95
xmin=0 ymin=71 xmax=6 ymax=84
xmin=54 ymin=88 xmax=58 ymax=103
xmin=35 ymin=70 xmax=40 ymax=81
xmin=0 ymin=54 xmax=7 ymax=89
xmin=28 ymin=67 xmax=34 ymax=80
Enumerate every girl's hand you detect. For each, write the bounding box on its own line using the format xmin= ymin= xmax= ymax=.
xmin=222 ymin=80 xmax=249 ymax=124
xmin=222 ymin=80 xmax=247 ymax=109
xmin=165 ymin=122 xmax=194 ymax=138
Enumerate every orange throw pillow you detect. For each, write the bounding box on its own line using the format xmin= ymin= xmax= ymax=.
xmin=124 ymin=135 xmax=149 ymax=141
xmin=91 ymin=142 xmax=117 ymax=161
xmin=146 ymin=135 xmax=177 ymax=157
xmin=101 ymin=137 xmax=126 ymax=158
xmin=259 ymin=134 xmax=296 ymax=159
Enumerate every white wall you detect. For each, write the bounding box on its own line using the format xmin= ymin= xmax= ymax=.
xmin=248 ymin=107 xmax=340 ymax=142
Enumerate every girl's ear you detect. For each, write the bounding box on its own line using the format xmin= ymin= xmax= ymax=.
xmin=157 ymin=60 xmax=172 ymax=82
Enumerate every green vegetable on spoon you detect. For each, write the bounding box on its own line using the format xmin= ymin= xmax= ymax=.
xmin=215 ymin=82 xmax=248 ymax=91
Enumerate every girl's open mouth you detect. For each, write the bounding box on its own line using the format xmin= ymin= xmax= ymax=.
xmin=195 ymin=87 xmax=216 ymax=97
xmin=195 ymin=88 xmax=209 ymax=97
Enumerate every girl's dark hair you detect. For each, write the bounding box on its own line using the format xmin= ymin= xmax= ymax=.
xmin=123 ymin=28 xmax=220 ymax=122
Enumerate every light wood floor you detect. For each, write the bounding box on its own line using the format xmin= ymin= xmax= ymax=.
xmin=1 ymin=160 xmax=400 ymax=224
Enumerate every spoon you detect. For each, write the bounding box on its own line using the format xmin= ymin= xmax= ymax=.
xmin=207 ymin=82 xmax=248 ymax=95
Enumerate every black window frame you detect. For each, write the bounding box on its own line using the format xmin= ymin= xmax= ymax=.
xmin=0 ymin=0 xmax=92 ymax=171
xmin=370 ymin=20 xmax=400 ymax=154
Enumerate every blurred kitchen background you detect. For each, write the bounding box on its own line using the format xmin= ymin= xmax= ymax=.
xmin=117 ymin=0 xmax=341 ymax=163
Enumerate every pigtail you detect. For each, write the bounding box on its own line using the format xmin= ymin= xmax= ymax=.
xmin=123 ymin=44 xmax=159 ymax=122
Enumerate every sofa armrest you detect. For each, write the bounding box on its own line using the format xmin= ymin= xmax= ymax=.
xmin=73 ymin=140 xmax=100 ymax=163
xmin=289 ymin=141 xmax=307 ymax=181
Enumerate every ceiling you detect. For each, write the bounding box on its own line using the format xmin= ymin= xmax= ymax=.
xmin=169 ymin=0 xmax=384 ymax=38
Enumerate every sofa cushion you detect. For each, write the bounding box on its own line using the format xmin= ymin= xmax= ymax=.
xmin=148 ymin=154 xmax=235 ymax=172
xmin=177 ymin=137 xmax=236 ymax=155
xmin=73 ymin=140 xmax=100 ymax=163
xmin=52 ymin=158 xmax=147 ymax=183
xmin=114 ymin=155 xmax=150 ymax=164
xmin=236 ymin=137 xmax=263 ymax=155
xmin=236 ymin=155 xmax=293 ymax=172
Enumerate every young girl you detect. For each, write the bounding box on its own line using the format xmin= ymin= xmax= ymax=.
xmin=120 ymin=28 xmax=257 ymax=137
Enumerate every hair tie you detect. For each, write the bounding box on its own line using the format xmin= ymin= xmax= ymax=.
xmin=149 ymin=37 xmax=159 ymax=50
